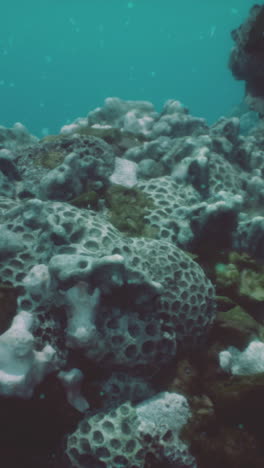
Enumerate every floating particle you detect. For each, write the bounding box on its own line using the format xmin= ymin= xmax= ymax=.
xmin=41 ymin=128 xmax=50 ymax=137
xmin=210 ymin=25 xmax=216 ymax=37
xmin=44 ymin=55 xmax=52 ymax=64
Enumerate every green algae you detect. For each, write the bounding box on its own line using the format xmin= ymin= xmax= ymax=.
xmin=75 ymin=125 xmax=147 ymax=144
xmin=215 ymin=261 xmax=240 ymax=289
xmin=214 ymin=252 xmax=264 ymax=310
xmin=215 ymin=295 xmax=236 ymax=312
xmin=69 ymin=190 xmax=100 ymax=210
xmin=240 ymin=268 xmax=264 ymax=302
xmin=75 ymin=125 xmax=121 ymax=143
xmin=105 ymin=185 xmax=157 ymax=237
xmin=34 ymin=150 xmax=65 ymax=169
xmin=213 ymin=305 xmax=264 ymax=349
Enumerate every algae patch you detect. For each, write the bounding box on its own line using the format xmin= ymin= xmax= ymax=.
xmin=106 ymin=185 xmax=157 ymax=237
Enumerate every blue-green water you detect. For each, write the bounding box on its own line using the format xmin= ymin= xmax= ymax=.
xmin=0 ymin=0 xmax=256 ymax=136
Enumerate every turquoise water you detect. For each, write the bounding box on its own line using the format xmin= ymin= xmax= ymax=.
xmin=0 ymin=0 xmax=256 ymax=136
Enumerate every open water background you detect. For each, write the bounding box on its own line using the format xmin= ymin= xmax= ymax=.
xmin=0 ymin=0 xmax=257 ymax=136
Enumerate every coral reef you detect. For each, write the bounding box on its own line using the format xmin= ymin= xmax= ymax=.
xmin=0 ymin=91 xmax=263 ymax=467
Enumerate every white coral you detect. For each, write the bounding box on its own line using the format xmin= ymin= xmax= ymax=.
xmin=0 ymin=311 xmax=57 ymax=398
xmin=64 ymin=282 xmax=100 ymax=349
xmin=219 ymin=340 xmax=264 ymax=375
xmin=58 ymin=368 xmax=89 ymax=412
